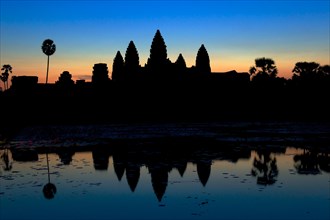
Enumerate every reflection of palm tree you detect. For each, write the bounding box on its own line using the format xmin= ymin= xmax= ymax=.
xmin=41 ymin=39 xmax=56 ymax=84
xmin=251 ymin=150 xmax=278 ymax=185
xmin=43 ymin=152 xmax=57 ymax=199
xmin=1 ymin=148 xmax=12 ymax=171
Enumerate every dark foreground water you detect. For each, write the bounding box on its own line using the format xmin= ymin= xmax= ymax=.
xmin=0 ymin=123 xmax=329 ymax=220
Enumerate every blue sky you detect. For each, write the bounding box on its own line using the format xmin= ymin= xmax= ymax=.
xmin=1 ymin=0 xmax=329 ymax=83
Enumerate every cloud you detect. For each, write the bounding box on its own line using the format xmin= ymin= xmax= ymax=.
xmin=73 ymin=75 xmax=91 ymax=81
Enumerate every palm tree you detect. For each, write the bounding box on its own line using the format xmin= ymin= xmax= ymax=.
xmin=1 ymin=64 xmax=12 ymax=90
xmin=0 ymin=75 xmax=5 ymax=91
xmin=41 ymin=39 xmax=56 ymax=84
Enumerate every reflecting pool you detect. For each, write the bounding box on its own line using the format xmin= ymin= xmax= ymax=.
xmin=1 ymin=146 xmax=329 ymax=220
xmin=0 ymin=123 xmax=330 ymax=220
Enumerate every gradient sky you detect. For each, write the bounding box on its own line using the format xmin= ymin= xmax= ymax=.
xmin=1 ymin=0 xmax=329 ymax=84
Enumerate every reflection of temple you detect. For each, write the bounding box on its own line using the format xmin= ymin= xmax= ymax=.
xmin=147 ymin=159 xmax=170 ymax=202
xmin=169 ymin=148 xmax=189 ymax=177
xmin=92 ymin=149 xmax=110 ymax=170
xmin=110 ymin=144 xmax=254 ymax=200
xmin=196 ymin=160 xmax=211 ymax=187
xmin=126 ymin=162 xmax=140 ymax=192
xmin=171 ymin=158 xmax=187 ymax=177
xmin=113 ymin=154 xmax=126 ymax=181
xmin=8 ymin=143 xmax=329 ymax=202
xmin=149 ymin=166 xmax=168 ymax=202
xmin=192 ymin=149 xmax=212 ymax=186
xmin=11 ymin=148 xmax=38 ymax=162
xmin=112 ymin=149 xmax=142 ymax=192
xmin=56 ymin=148 xmax=75 ymax=165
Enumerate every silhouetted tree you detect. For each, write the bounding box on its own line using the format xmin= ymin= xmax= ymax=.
xmin=291 ymin=62 xmax=330 ymax=96
xmin=41 ymin=39 xmax=56 ymax=84
xmin=1 ymin=64 xmax=12 ymax=90
xmin=146 ymin=29 xmax=171 ymax=79
xmin=195 ymin=44 xmax=211 ymax=76
xmin=318 ymin=65 xmax=330 ymax=87
xmin=0 ymin=74 xmax=7 ymax=91
xmin=249 ymin=57 xmax=278 ymax=81
xmin=124 ymin=41 xmax=140 ymax=81
xmin=112 ymin=51 xmax=124 ymax=82
xmin=319 ymin=65 xmax=330 ymax=77
xmin=292 ymin=62 xmax=320 ymax=81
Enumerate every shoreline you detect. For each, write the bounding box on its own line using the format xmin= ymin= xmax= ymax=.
xmin=2 ymin=121 xmax=330 ymax=150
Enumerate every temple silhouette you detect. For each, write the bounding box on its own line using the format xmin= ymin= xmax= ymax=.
xmin=1 ymin=29 xmax=330 ymax=128
xmin=7 ymin=30 xmax=251 ymax=89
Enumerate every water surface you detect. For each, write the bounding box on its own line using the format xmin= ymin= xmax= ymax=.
xmin=0 ymin=123 xmax=329 ymax=220
xmin=1 ymin=145 xmax=329 ymax=220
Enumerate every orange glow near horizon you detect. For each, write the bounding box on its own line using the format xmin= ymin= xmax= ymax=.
xmin=0 ymin=62 xmax=308 ymax=86
xmin=2 ymin=52 xmax=329 ymax=87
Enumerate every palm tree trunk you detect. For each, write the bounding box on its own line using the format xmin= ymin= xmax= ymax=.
xmin=3 ymin=82 xmax=5 ymax=91
xmin=46 ymin=55 xmax=50 ymax=84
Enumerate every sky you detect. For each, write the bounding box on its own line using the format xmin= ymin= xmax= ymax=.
xmin=0 ymin=0 xmax=329 ymax=84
